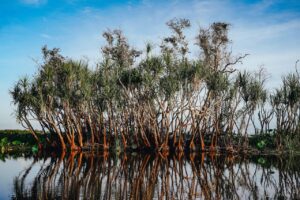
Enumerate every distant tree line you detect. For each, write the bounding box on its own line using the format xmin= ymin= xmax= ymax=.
xmin=10 ymin=18 xmax=300 ymax=152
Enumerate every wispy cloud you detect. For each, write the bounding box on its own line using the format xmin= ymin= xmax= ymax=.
xmin=251 ymin=0 xmax=276 ymax=13
xmin=81 ymin=7 xmax=93 ymax=14
xmin=40 ymin=33 xmax=51 ymax=39
xmin=20 ymin=0 xmax=47 ymax=6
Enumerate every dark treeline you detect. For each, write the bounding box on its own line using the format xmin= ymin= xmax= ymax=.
xmin=11 ymin=152 xmax=300 ymax=199
xmin=10 ymin=18 xmax=300 ymax=152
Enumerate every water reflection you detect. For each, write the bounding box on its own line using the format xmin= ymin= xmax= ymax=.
xmin=8 ymin=152 xmax=300 ymax=199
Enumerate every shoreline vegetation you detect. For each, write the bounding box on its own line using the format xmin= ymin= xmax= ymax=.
xmin=1 ymin=129 xmax=299 ymax=155
xmin=8 ymin=18 xmax=300 ymax=154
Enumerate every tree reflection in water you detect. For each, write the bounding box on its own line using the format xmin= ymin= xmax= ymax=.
xmin=12 ymin=152 xmax=300 ymax=199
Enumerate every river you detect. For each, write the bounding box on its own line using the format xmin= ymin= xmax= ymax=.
xmin=0 ymin=152 xmax=299 ymax=199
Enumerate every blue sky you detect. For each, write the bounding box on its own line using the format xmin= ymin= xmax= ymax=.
xmin=0 ymin=0 xmax=300 ymax=129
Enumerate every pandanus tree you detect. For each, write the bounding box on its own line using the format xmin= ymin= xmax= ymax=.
xmin=11 ymin=77 xmax=40 ymax=144
xmin=194 ymin=22 xmax=248 ymax=151
xmin=236 ymin=69 xmax=267 ymax=148
xmin=11 ymin=46 xmax=95 ymax=150
xmin=96 ymin=29 xmax=142 ymax=150
xmin=271 ymin=62 xmax=300 ymax=149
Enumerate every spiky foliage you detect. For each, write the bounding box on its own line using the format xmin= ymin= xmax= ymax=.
xmin=10 ymin=19 xmax=300 ymax=152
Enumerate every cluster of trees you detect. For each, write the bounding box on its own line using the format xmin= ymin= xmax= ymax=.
xmin=10 ymin=18 xmax=300 ymax=152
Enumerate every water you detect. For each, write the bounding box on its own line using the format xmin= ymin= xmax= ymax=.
xmin=0 ymin=152 xmax=299 ymax=199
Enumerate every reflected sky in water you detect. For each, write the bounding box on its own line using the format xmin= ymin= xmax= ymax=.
xmin=0 ymin=152 xmax=299 ymax=199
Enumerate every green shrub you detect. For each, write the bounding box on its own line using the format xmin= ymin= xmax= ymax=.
xmin=0 ymin=137 xmax=8 ymax=147
xmin=257 ymin=140 xmax=266 ymax=150
xmin=257 ymin=157 xmax=266 ymax=165
xmin=249 ymin=133 xmax=276 ymax=150
xmin=12 ymin=140 xmax=22 ymax=146
xmin=31 ymin=145 xmax=38 ymax=153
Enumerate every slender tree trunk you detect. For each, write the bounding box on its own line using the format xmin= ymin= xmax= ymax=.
xmin=22 ymin=117 xmax=40 ymax=144
xmin=48 ymin=117 xmax=66 ymax=151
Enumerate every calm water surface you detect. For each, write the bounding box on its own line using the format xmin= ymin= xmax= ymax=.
xmin=0 ymin=152 xmax=299 ymax=199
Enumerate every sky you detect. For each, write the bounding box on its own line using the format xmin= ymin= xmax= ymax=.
xmin=0 ymin=0 xmax=299 ymax=129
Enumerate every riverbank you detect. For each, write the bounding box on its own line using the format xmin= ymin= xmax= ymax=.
xmin=1 ymin=129 xmax=300 ymax=155
xmin=0 ymin=129 xmax=45 ymax=153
